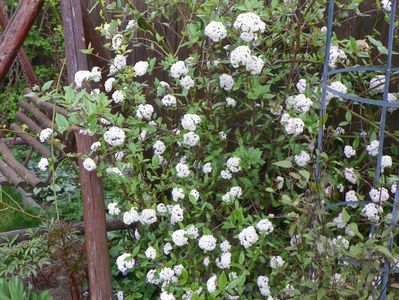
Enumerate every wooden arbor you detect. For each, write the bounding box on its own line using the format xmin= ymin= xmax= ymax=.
xmin=0 ymin=1 xmax=112 ymax=299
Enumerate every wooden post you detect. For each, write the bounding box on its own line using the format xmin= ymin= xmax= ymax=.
xmin=0 ymin=0 xmax=38 ymax=84
xmin=60 ymin=1 xmax=112 ymax=298
xmin=60 ymin=0 xmax=89 ymax=83
xmin=0 ymin=0 xmax=43 ymax=83
xmin=74 ymin=131 xmax=112 ymax=300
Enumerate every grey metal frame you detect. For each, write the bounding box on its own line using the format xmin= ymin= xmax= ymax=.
xmin=317 ymin=1 xmax=398 ymax=298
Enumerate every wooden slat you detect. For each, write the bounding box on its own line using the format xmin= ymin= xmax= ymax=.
xmin=24 ymin=88 xmax=69 ymax=117
xmin=60 ymin=0 xmax=88 ymax=84
xmin=0 ymin=170 xmax=8 ymax=185
xmin=19 ymin=101 xmax=54 ymax=129
xmin=0 ymin=0 xmax=38 ymax=84
xmin=0 ymin=143 xmax=42 ymax=187
xmin=0 ymin=0 xmax=44 ymax=82
xmin=9 ymin=123 xmax=51 ymax=158
xmin=74 ymin=129 xmax=112 ymax=300
xmin=0 ymin=159 xmax=25 ymax=187
xmin=15 ymin=112 xmax=42 ymax=135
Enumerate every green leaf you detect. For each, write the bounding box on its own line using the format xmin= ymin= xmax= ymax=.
xmin=41 ymin=80 xmax=54 ymax=92
xmin=218 ymin=272 xmax=227 ymax=289
xmin=348 ymin=223 xmax=363 ymax=240
xmin=367 ymin=36 xmax=388 ymax=55
xmin=273 ymin=160 xmax=292 ymax=168
xmin=341 ymin=208 xmax=350 ymax=223
xmin=55 ymin=113 xmax=69 ymax=133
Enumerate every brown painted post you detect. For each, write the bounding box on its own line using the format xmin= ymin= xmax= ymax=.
xmin=60 ymin=1 xmax=112 ymax=298
xmin=0 ymin=0 xmax=38 ymax=85
xmin=74 ymin=131 xmax=112 ymax=300
xmin=0 ymin=0 xmax=43 ymax=83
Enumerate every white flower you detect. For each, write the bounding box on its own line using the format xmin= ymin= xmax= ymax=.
xmin=333 ymin=213 xmax=346 ymax=228
xmin=146 ymin=269 xmax=160 ymax=285
xmin=112 ymin=90 xmax=124 ymax=103
xmin=381 ymin=155 xmax=392 ymax=171
xmin=238 ymin=226 xmax=259 ymax=248
xmin=110 ymin=55 xmax=127 ymax=75
xmin=233 ymin=12 xmax=265 ymax=42
xmin=226 ymin=157 xmax=241 ymax=173
xmin=164 ymin=242 xmax=173 ymax=255
xmin=112 ymin=34 xmax=123 ymax=50
xmin=257 ymin=276 xmax=271 ymax=296
xmin=331 ymin=235 xmax=349 ymax=249
xmin=328 ymin=45 xmax=347 ymax=68
xmin=172 ymin=229 xmax=188 ymax=246
xmin=226 ymin=97 xmax=236 ymax=107
xmin=115 ymin=151 xmax=124 ymax=161
xmin=219 ymin=131 xmax=227 ymax=140
xmin=176 ymin=162 xmax=190 ymax=178
xmin=159 ymin=267 xmax=175 ymax=282
xmin=106 ymin=167 xmax=123 ymax=176
xmin=203 ymin=257 xmax=210 ymax=267
xmin=105 ymin=77 xmax=116 ymax=92
xmin=38 ymin=158 xmax=49 ymax=171
xmin=172 ymin=187 xmax=185 ymax=201
xmin=39 ymin=128 xmax=53 ymax=143
xmin=145 ymin=247 xmax=157 ymax=260
xmin=180 ymin=75 xmax=195 ymax=90
xmin=294 ymin=151 xmax=310 ymax=167
xmin=160 ymin=291 xmax=175 ymax=300
xmin=369 ymin=187 xmax=389 ymax=203
xmin=344 ymin=145 xmax=356 ymax=158
xmin=100 ymin=118 xmax=111 ymax=125
xmin=296 ymin=79 xmax=307 ymax=93
xmin=90 ymin=67 xmax=101 ymax=82
xmin=133 ymin=61 xmax=149 ymax=77
xmin=90 ymin=141 xmax=101 ymax=151
xmin=123 ymin=208 xmax=139 ymax=225
xmin=320 ymin=26 xmax=327 ymax=33
xmin=136 ymin=104 xmax=154 ymax=120
xmin=216 ymin=252 xmax=231 ymax=269
xmin=220 ymin=170 xmax=232 ymax=180
xmin=116 ymin=291 xmax=124 ymax=300
xmin=285 ymin=94 xmax=313 ymax=113
xmin=290 ymin=234 xmax=302 ymax=246
xmin=256 ymin=219 xmax=274 ymax=234
xmin=204 ymin=21 xmax=227 ymax=42
xmin=83 ymin=158 xmax=96 ymax=172
xmin=107 ymin=202 xmax=120 ymax=215
xmin=74 ymin=70 xmax=91 ymax=88
xmin=345 ymin=190 xmax=358 ymax=208
xmin=280 ymin=114 xmax=305 ymax=136
xmin=327 ymin=81 xmax=348 ymax=101
xmin=170 ymin=204 xmax=184 ymax=224
xmin=153 ymin=140 xmax=166 ymax=155
xmin=219 ymin=74 xmax=234 ymax=91
xmin=126 ymin=20 xmax=137 ymax=30
xmin=362 ymin=203 xmax=383 ymax=222
xmin=269 ymin=255 xmax=285 ymax=269
xmin=157 ymin=203 xmax=167 ymax=214
xmin=381 ymin=0 xmax=392 ymax=12
xmin=183 ymin=132 xmax=200 ymax=147
xmin=198 ymin=235 xmax=217 ymax=252
xmin=207 ymin=275 xmax=217 ymax=293
xmin=116 ymin=253 xmax=135 ymax=274
xmin=139 ymin=209 xmax=157 ymax=225
xmin=220 ymin=240 xmax=231 ymax=252
xmin=367 ymin=140 xmax=379 ymax=156
xmin=170 ymin=61 xmax=188 ymax=79
xmin=186 ymin=225 xmax=199 ymax=239
xmin=181 ymin=114 xmax=201 ymax=131
xmin=161 ymin=95 xmax=177 ymax=107
xmin=391 ymin=183 xmax=397 ymax=194
xmin=203 ymin=162 xmax=212 ymax=174
xmin=189 ymin=189 xmax=200 ymax=200
xmin=344 ymin=168 xmax=358 ymax=184
xmin=370 ymin=75 xmax=386 ymax=93
xmin=104 ymin=126 xmax=125 ymax=146
xmin=173 ymin=265 xmax=184 ymax=276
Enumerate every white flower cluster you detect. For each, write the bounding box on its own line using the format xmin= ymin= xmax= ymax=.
xmin=170 ymin=61 xmax=188 ymax=79
xmin=136 ymin=104 xmax=154 ymax=120
xmin=112 ymin=34 xmax=123 ymax=50
xmin=110 ymin=55 xmax=127 ymax=75
xmin=170 ymin=204 xmax=184 ymax=224
xmin=294 ymin=151 xmax=310 ymax=167
xmin=161 ymin=95 xmax=177 ymax=107
xmin=256 ymin=219 xmax=274 ymax=234
xmin=182 ymin=132 xmax=200 ymax=147
xmin=39 ymin=128 xmax=53 ymax=143
xmin=367 ymin=140 xmax=379 ymax=156
xmin=112 ymin=90 xmax=124 ymax=103
xmin=331 ymin=235 xmax=349 ymax=250
xmin=344 ymin=167 xmax=358 ymax=184
xmin=104 ymin=126 xmax=126 ymax=146
xmin=219 ymin=74 xmax=235 ymax=91
xmin=204 ymin=21 xmax=227 ymax=42
xmin=105 ymin=77 xmax=116 ymax=92
xmin=107 ymin=202 xmax=121 ymax=215
xmin=327 ymin=81 xmax=348 ymax=101
xmin=180 ymin=76 xmax=195 ymax=90
xmin=215 ymin=252 xmax=231 ymax=269
xmin=296 ymin=79 xmax=307 ymax=93
xmin=361 ymin=203 xmax=382 ymax=222
xmin=207 ymin=275 xmax=217 ymax=293
xmin=257 ymin=276 xmax=271 ymax=297
xmin=381 ymin=0 xmax=392 ymax=12
xmin=270 ymin=255 xmax=285 ymax=269
xmin=222 ymin=186 xmax=243 ymax=203
xmin=134 ymin=61 xmax=149 ymax=77
xmin=139 ymin=209 xmax=157 ymax=225
xmin=83 ymin=158 xmax=96 ymax=172
xmin=328 ymin=45 xmax=347 ymax=68
xmin=238 ymin=226 xmax=259 ymax=248
xmin=181 ymin=114 xmax=201 ymax=131
xmin=116 ymin=253 xmax=135 ymax=274
xmin=172 ymin=187 xmax=185 ymax=201
xmin=172 ymin=229 xmax=188 ymax=246
xmin=369 ymin=75 xmax=385 ymax=93
xmin=38 ymin=158 xmax=49 ymax=171
xmin=280 ymin=113 xmax=305 ymax=136
xmin=286 ymin=94 xmax=313 ymax=113
xmin=153 ymin=140 xmax=166 ymax=155
xmin=345 ymin=190 xmax=358 ymax=207
xmin=226 ymin=157 xmax=241 ymax=173
xmin=233 ymin=12 xmax=266 ymax=42
xmin=381 ymin=155 xmax=392 ymax=171
xmin=176 ymin=162 xmax=190 ymax=178
xmin=145 ymin=247 xmax=157 ymax=260
xmin=369 ymin=187 xmax=389 ymax=203
xmin=123 ymin=207 xmax=139 ymax=225
xmin=226 ymin=97 xmax=236 ymax=107
xmin=74 ymin=67 xmax=102 ymax=88
xmin=344 ymin=145 xmax=356 ymax=158
xmin=229 ymin=45 xmax=264 ymax=75
xmin=198 ymin=235 xmax=217 ymax=252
